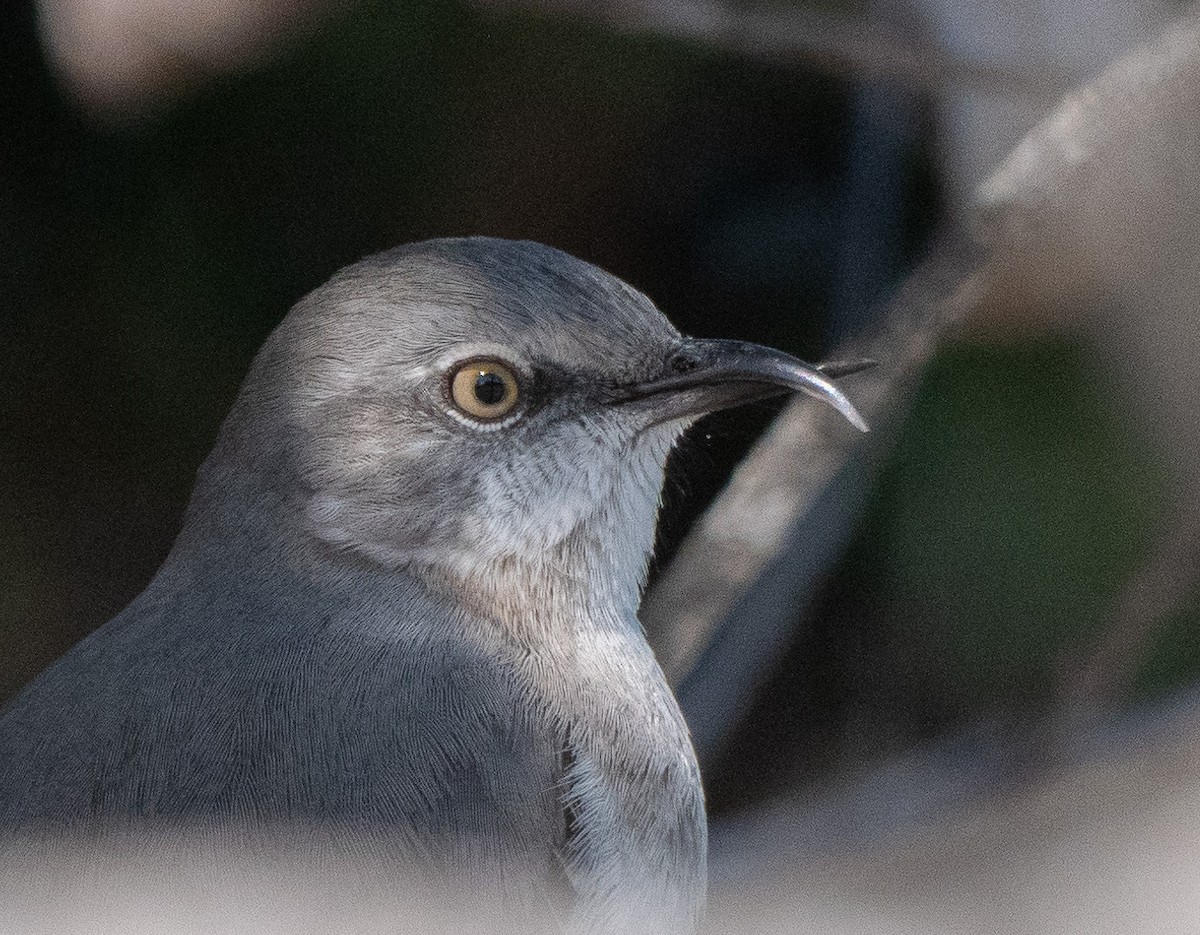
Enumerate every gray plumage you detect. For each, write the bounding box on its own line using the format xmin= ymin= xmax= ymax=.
xmin=0 ymin=238 xmax=867 ymax=933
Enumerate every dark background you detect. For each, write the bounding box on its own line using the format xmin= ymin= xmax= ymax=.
xmin=2 ymin=0 xmax=1191 ymax=820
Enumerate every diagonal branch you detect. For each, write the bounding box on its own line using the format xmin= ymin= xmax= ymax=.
xmin=472 ymin=0 xmax=1074 ymax=99
xmin=642 ymin=235 xmax=981 ymax=691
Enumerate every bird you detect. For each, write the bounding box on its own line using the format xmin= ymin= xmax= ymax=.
xmin=0 ymin=237 xmax=869 ymax=933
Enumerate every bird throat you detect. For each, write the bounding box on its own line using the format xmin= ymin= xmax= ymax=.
xmin=413 ymin=521 xmax=649 ymax=646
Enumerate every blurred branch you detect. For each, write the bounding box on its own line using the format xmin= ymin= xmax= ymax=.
xmin=648 ymin=2 xmax=1200 ymax=762
xmin=643 ymin=234 xmax=980 ymax=692
xmin=472 ymin=0 xmax=1073 ymax=99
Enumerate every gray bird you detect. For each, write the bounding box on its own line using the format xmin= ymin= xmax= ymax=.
xmin=0 ymin=238 xmax=868 ymax=933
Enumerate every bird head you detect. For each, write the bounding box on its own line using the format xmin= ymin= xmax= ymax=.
xmin=200 ymin=238 xmax=869 ymax=627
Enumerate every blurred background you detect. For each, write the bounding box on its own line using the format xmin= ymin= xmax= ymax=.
xmin=3 ymin=0 xmax=1200 ymax=930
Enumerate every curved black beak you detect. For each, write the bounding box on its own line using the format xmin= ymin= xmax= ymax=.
xmin=616 ymin=338 xmax=874 ymax=431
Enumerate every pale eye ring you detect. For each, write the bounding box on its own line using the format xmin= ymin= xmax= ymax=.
xmin=448 ymin=358 xmax=522 ymax=422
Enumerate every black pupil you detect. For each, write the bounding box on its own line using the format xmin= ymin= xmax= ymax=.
xmin=474 ymin=372 xmax=507 ymax=405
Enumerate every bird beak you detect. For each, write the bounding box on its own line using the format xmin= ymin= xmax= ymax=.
xmin=616 ymin=338 xmax=874 ymax=431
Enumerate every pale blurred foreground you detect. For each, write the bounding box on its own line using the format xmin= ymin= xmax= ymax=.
xmin=1 ymin=829 xmax=544 ymax=935
xmin=2 ymin=687 xmax=1198 ymax=934
xmin=708 ymin=683 xmax=1200 ymax=935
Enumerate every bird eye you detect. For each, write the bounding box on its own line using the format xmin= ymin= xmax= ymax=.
xmin=448 ymin=359 xmax=522 ymax=422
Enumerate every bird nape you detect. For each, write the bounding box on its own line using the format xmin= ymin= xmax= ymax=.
xmin=0 ymin=237 xmax=869 ymax=934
